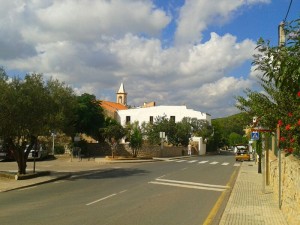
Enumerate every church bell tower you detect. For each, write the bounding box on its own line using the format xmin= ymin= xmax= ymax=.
xmin=116 ymin=83 xmax=127 ymax=106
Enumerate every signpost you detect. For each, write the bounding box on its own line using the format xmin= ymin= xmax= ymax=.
xmin=251 ymin=131 xmax=260 ymax=140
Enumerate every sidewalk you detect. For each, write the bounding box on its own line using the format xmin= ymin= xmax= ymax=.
xmin=219 ymin=161 xmax=288 ymax=225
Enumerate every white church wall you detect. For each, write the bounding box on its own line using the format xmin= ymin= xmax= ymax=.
xmin=117 ymin=105 xmax=211 ymax=126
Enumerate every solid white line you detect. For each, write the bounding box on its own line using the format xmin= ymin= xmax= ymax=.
xmin=119 ymin=190 xmax=127 ymax=194
xmin=86 ymin=193 xmax=116 ymax=206
xmin=221 ymin=163 xmax=229 ymax=166
xmin=149 ymin=181 xmax=226 ymax=192
xmin=156 ymin=178 xmax=229 ymax=189
xmin=210 ymin=162 xmax=219 ymax=165
xmin=198 ymin=161 xmax=208 ymax=164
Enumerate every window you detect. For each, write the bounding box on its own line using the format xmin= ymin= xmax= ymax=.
xmin=126 ymin=116 xmax=131 ymax=124
xmin=170 ymin=116 xmax=175 ymax=122
xmin=150 ymin=116 xmax=153 ymax=124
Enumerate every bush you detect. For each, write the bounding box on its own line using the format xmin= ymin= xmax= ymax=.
xmin=54 ymin=145 xmax=65 ymax=154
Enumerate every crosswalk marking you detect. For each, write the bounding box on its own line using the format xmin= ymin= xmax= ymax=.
xmin=149 ymin=178 xmax=229 ymax=192
xmin=169 ymin=159 xmax=241 ymax=167
xmin=188 ymin=160 xmax=198 ymax=163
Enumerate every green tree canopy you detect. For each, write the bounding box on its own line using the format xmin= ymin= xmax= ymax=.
xmin=0 ymin=71 xmax=76 ymax=174
xmin=74 ymin=93 xmax=105 ymax=141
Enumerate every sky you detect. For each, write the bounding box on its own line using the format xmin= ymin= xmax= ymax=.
xmin=0 ymin=0 xmax=299 ymax=119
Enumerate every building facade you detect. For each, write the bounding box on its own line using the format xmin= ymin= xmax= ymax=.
xmin=117 ymin=105 xmax=211 ymax=126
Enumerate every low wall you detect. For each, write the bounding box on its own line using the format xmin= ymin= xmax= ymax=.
xmin=85 ymin=142 xmax=187 ymax=158
xmin=269 ymin=153 xmax=300 ymax=225
xmin=123 ymin=143 xmax=186 ymax=158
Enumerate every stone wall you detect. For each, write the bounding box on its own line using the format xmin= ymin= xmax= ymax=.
xmin=85 ymin=142 xmax=187 ymax=158
xmin=269 ymin=153 xmax=300 ymax=225
xmin=123 ymin=143 xmax=186 ymax=158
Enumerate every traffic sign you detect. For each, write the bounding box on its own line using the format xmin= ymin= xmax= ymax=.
xmin=251 ymin=131 xmax=259 ymax=140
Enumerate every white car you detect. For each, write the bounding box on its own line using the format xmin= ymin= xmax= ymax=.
xmin=26 ymin=144 xmax=49 ymax=160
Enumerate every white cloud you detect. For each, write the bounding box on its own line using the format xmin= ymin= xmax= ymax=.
xmin=0 ymin=0 xmax=268 ymax=118
xmin=175 ymin=0 xmax=270 ymax=45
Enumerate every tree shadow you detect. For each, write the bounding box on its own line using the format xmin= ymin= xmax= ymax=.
xmin=67 ymin=167 xmax=150 ymax=181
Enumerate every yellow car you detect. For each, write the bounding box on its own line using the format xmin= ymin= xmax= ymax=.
xmin=235 ymin=149 xmax=250 ymax=161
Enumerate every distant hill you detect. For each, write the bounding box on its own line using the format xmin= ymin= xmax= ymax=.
xmin=212 ymin=112 xmax=251 ymax=137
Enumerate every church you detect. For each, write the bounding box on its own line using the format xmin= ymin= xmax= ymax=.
xmin=101 ymin=83 xmax=211 ymax=126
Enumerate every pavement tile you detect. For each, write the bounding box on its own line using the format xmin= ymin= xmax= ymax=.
xmin=219 ymin=161 xmax=288 ymax=225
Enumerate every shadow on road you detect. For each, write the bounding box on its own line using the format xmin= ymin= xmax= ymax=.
xmin=68 ymin=168 xmax=150 ymax=180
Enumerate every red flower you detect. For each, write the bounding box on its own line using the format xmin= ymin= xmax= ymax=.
xmin=278 ymin=120 xmax=283 ymax=126
xmin=290 ymin=138 xmax=295 ymax=143
xmin=285 ymin=124 xmax=291 ymax=130
xmin=280 ymin=137 xmax=286 ymax=142
xmin=298 ymin=119 xmax=300 ymax=126
xmin=288 ymin=112 xmax=293 ymax=117
xmin=298 ymin=91 xmax=300 ymax=97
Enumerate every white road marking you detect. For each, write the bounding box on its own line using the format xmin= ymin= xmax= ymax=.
xmin=198 ymin=161 xmax=208 ymax=164
xmin=86 ymin=193 xmax=117 ymax=206
xmin=149 ymin=179 xmax=229 ymax=192
xmin=188 ymin=160 xmax=198 ymax=163
xmin=234 ymin=163 xmax=241 ymax=167
xmin=176 ymin=160 xmax=187 ymax=162
xmin=210 ymin=162 xmax=219 ymax=165
xmin=119 ymin=190 xmax=127 ymax=194
xmin=221 ymin=163 xmax=229 ymax=166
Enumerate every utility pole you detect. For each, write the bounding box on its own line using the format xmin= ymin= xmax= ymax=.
xmin=277 ymin=21 xmax=285 ymax=209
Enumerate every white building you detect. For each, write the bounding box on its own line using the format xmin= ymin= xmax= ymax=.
xmin=117 ymin=105 xmax=211 ymax=126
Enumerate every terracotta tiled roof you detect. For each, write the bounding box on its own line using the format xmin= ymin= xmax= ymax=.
xmin=100 ymin=100 xmax=128 ymax=112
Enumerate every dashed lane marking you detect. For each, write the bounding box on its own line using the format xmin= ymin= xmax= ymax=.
xmin=198 ymin=161 xmax=209 ymax=164
xmin=210 ymin=162 xmax=219 ymax=165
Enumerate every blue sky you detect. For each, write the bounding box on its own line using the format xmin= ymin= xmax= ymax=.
xmin=0 ymin=0 xmax=299 ymax=118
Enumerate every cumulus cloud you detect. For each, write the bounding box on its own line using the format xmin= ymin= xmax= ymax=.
xmin=175 ymin=0 xmax=270 ymax=45
xmin=0 ymin=0 xmax=269 ymax=118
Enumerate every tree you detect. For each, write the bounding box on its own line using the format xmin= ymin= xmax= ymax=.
xmin=74 ymin=93 xmax=105 ymax=141
xmin=236 ymin=18 xmax=300 ymax=156
xmin=100 ymin=118 xmax=126 ymax=158
xmin=0 ymin=71 xmax=75 ymax=174
xmin=128 ymin=123 xmax=143 ymax=157
xmin=228 ymin=132 xmax=246 ymax=146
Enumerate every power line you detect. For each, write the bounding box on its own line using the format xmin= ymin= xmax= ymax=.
xmin=283 ymin=0 xmax=293 ymax=22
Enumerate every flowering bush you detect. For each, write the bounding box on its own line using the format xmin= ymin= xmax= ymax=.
xmin=278 ymin=91 xmax=300 ymax=156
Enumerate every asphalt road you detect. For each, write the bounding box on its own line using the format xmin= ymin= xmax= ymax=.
xmin=0 ymin=154 xmax=239 ymax=225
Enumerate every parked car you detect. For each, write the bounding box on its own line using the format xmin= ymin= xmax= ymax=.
xmin=0 ymin=144 xmax=15 ymax=161
xmin=26 ymin=144 xmax=49 ymax=160
xmin=235 ymin=149 xmax=250 ymax=161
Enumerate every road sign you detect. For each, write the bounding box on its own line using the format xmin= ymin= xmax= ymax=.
xmin=251 ymin=131 xmax=259 ymax=140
